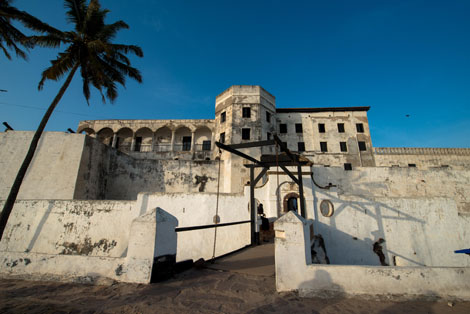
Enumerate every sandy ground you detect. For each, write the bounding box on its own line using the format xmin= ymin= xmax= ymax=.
xmin=1 ymin=267 xmax=470 ymax=314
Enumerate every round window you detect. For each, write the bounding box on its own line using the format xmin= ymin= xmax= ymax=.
xmin=320 ymin=200 xmax=334 ymax=217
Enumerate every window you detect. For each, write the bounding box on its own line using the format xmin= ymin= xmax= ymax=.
xmin=295 ymin=123 xmax=303 ymax=133
xmin=221 ymin=112 xmax=226 ymax=123
xmin=242 ymin=107 xmax=251 ymax=118
xmin=356 ymin=123 xmax=364 ymax=133
xmin=318 ymin=123 xmax=325 ymax=133
xmin=267 ymin=132 xmax=272 ymax=140
xmin=280 ymin=124 xmax=287 ymax=133
xmin=320 ymin=142 xmax=328 ymax=152
xmin=182 ymin=136 xmax=191 ymax=151
xmin=134 ymin=137 xmax=142 ymax=152
xmin=337 ymin=123 xmax=345 ymax=133
xmin=202 ymin=140 xmax=211 ymax=151
xmin=298 ymin=142 xmax=305 ymax=152
xmin=358 ymin=141 xmax=367 ymax=151
xmin=344 ymin=163 xmax=352 ymax=171
xmin=242 ymin=128 xmax=250 ymax=140
xmin=266 ymin=111 xmax=271 ymax=123
xmin=220 ymin=132 xmax=225 ymax=144
xmin=340 ymin=142 xmax=347 ymax=152
xmin=408 ymin=164 xmax=416 ymax=168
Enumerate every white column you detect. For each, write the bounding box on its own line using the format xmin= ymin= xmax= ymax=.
xmin=111 ymin=133 xmax=117 ymax=148
xmin=191 ymin=131 xmax=196 ymax=153
xmin=131 ymin=134 xmax=136 ymax=152
xmin=170 ymin=130 xmax=175 ymax=151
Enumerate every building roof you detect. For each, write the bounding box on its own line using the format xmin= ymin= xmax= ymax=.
xmin=276 ymin=106 xmax=370 ymax=113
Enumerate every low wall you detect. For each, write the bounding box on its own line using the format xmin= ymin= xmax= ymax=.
xmin=0 ymin=190 xmax=251 ymax=283
xmin=274 ymin=211 xmax=470 ymax=300
xmin=135 ymin=191 xmax=251 ymax=262
xmin=0 ymin=205 xmax=175 ymax=284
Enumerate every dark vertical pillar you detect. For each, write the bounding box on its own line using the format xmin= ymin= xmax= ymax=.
xmin=250 ymin=167 xmax=256 ymax=246
xmin=298 ymin=165 xmax=306 ymax=218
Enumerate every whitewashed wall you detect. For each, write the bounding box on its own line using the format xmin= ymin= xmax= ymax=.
xmin=135 ymin=191 xmax=251 ymax=261
xmin=0 ymin=132 xmax=86 ymax=200
xmin=274 ymin=211 xmax=470 ymax=300
xmin=0 ymin=190 xmax=251 ymax=283
xmin=256 ymin=165 xmax=470 ymax=267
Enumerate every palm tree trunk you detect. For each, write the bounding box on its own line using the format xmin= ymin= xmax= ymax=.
xmin=0 ymin=63 xmax=79 ymax=240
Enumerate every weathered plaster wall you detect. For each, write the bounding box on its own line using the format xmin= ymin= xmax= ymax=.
xmin=274 ymin=212 xmax=470 ymax=300
xmin=276 ymin=110 xmax=375 ymax=167
xmin=0 ymin=132 xmax=223 ymax=201
xmin=0 ymin=205 xmax=172 ymax=284
xmin=0 ymin=132 xmax=85 ymax=200
xmin=0 ymin=200 xmax=135 ymax=257
xmin=255 ymin=165 xmax=470 ymax=267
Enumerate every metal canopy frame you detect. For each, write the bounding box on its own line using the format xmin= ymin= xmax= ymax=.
xmin=215 ymin=135 xmax=308 ymax=245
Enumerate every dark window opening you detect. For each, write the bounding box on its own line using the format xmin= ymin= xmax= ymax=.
xmin=242 ymin=128 xmax=250 ymax=140
xmin=220 ymin=132 xmax=225 ymax=144
xmin=266 ymin=111 xmax=271 ymax=123
xmin=182 ymin=136 xmax=192 ymax=151
xmin=134 ymin=137 xmax=142 ymax=152
xmin=287 ymin=197 xmax=298 ymax=212
xmin=358 ymin=141 xmax=367 ymax=151
xmin=340 ymin=142 xmax=347 ymax=152
xmin=408 ymin=164 xmax=416 ymax=168
xmin=298 ymin=142 xmax=305 ymax=152
xmin=267 ymin=132 xmax=272 ymax=140
xmin=320 ymin=142 xmax=328 ymax=152
xmin=356 ymin=123 xmax=364 ymax=133
xmin=344 ymin=163 xmax=352 ymax=171
xmin=295 ymin=123 xmax=303 ymax=133
xmin=338 ymin=123 xmax=345 ymax=133
xmin=202 ymin=140 xmax=211 ymax=151
xmin=280 ymin=124 xmax=287 ymax=133
xmin=242 ymin=107 xmax=251 ymax=118
xmin=221 ymin=112 xmax=226 ymax=123
xmin=318 ymin=123 xmax=325 ymax=133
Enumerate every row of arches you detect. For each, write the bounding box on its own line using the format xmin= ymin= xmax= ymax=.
xmin=79 ymin=126 xmax=213 ymax=153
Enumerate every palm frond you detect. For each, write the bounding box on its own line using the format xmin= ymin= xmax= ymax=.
xmin=64 ymin=0 xmax=86 ymax=31
xmin=38 ymin=49 xmax=77 ymax=90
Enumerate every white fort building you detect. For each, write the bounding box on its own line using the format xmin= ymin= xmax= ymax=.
xmin=1 ymin=85 xmax=469 ymax=299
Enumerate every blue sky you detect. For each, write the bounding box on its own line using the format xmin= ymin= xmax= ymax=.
xmin=1 ymin=0 xmax=469 ymax=148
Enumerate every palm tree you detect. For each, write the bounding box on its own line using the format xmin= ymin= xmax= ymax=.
xmin=0 ymin=0 xmax=143 ymax=240
xmin=0 ymin=0 xmax=56 ymax=59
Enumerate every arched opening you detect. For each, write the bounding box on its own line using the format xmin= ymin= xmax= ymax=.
xmin=283 ymin=192 xmax=299 ymax=214
xmin=116 ymin=128 xmax=133 ymax=152
xmin=155 ymin=126 xmax=172 ymax=152
xmin=175 ymin=126 xmax=192 ymax=151
xmin=194 ymin=126 xmax=212 ymax=151
xmin=134 ymin=127 xmax=153 ymax=152
xmin=97 ymin=128 xmax=113 ymax=146
xmin=79 ymin=127 xmax=95 ymax=137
